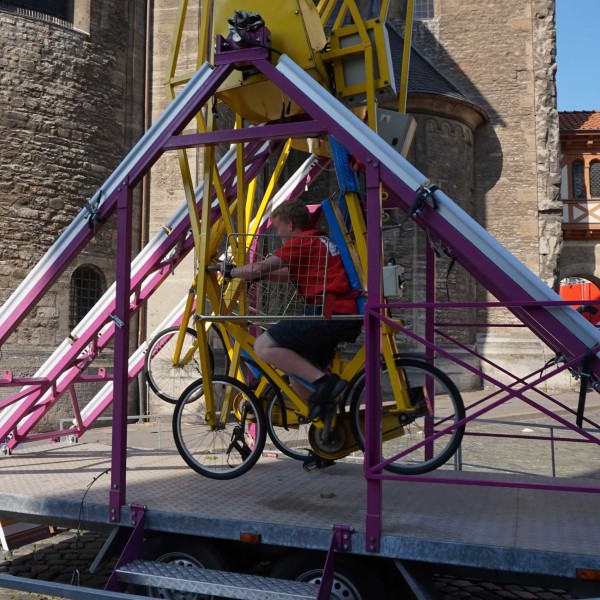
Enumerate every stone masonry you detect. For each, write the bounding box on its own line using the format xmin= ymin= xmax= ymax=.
xmin=0 ymin=2 xmax=146 ymax=426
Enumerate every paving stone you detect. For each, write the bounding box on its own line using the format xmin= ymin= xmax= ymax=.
xmin=513 ymin=591 xmax=540 ymax=599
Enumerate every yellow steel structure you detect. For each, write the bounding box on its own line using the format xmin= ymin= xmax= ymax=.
xmin=151 ymin=0 xmax=421 ymax=457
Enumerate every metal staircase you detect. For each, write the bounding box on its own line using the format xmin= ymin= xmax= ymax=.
xmin=116 ymin=560 xmax=318 ymax=600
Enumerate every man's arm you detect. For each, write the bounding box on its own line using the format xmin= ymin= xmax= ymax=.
xmin=230 ymin=254 xmax=286 ymax=281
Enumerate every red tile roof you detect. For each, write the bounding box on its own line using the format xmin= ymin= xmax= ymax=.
xmin=559 ymin=111 xmax=600 ymax=130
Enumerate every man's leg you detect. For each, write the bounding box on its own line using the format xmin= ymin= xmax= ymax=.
xmin=254 ymin=331 xmax=323 ymax=382
xmin=254 ymin=329 xmax=346 ymax=419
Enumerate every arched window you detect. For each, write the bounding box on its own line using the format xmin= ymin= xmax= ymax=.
xmin=70 ymin=266 xmax=105 ymax=328
xmin=572 ymin=160 xmax=586 ymax=199
xmin=591 ymin=161 xmax=600 ymax=198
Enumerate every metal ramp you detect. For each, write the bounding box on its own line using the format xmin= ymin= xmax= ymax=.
xmin=115 ymin=560 xmax=318 ymax=600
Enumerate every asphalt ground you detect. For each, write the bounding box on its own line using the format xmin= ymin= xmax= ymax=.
xmin=0 ymin=386 xmax=599 ymax=600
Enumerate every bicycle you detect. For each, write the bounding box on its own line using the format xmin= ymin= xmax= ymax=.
xmin=170 ymin=315 xmax=465 ymax=480
xmin=145 ymin=323 xmax=229 ymax=404
xmin=149 ymin=215 xmax=465 ymax=479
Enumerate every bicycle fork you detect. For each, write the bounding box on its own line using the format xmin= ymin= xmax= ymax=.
xmin=226 ymin=403 xmax=253 ymax=463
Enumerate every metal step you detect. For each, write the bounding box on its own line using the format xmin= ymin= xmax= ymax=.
xmin=116 ymin=559 xmax=319 ymax=600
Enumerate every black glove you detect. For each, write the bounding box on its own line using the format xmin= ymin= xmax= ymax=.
xmin=222 ymin=262 xmax=235 ymax=279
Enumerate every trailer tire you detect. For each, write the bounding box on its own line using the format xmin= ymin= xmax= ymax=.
xmin=129 ymin=534 xmax=228 ymax=599
xmin=270 ymin=551 xmax=388 ymax=600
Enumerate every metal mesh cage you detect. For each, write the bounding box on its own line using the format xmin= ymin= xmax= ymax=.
xmin=218 ymin=233 xmax=330 ymax=319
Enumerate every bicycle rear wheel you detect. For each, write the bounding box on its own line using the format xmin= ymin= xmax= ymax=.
xmin=235 ymin=358 xmax=311 ymax=462
xmin=350 ymin=358 xmax=465 ymax=475
xmin=145 ymin=326 xmax=227 ymax=404
xmin=173 ymin=374 xmax=266 ymax=480
xmin=265 ymin=391 xmax=311 ymax=461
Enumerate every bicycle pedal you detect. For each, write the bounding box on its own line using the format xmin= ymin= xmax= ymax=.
xmin=302 ymin=453 xmax=336 ymax=471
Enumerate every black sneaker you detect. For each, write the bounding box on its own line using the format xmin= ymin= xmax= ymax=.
xmin=308 ymin=374 xmax=347 ymax=420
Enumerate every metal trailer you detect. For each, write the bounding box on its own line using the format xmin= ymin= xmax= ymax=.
xmin=0 ymin=438 xmax=600 ymax=599
xmin=2 ymin=2 xmax=600 ymax=599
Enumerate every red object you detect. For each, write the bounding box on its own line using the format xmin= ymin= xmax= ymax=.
xmin=274 ymin=229 xmax=358 ymax=315
xmin=559 ymin=282 xmax=600 ymax=325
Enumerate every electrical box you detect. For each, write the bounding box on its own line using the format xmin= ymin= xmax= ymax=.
xmin=376 ymin=109 xmax=417 ymax=158
xmin=383 ymin=264 xmax=405 ymax=298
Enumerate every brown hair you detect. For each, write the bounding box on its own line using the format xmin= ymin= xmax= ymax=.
xmin=271 ymin=200 xmax=310 ymax=230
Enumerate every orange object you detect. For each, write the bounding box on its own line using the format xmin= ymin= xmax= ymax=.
xmin=559 ymin=281 xmax=600 ymax=325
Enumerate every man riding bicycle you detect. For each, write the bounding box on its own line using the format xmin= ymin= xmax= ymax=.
xmin=225 ymin=200 xmax=362 ymax=419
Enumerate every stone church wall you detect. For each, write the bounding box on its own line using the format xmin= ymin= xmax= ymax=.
xmin=0 ymin=1 xmax=146 ymax=427
xmin=405 ymin=0 xmax=563 ymax=389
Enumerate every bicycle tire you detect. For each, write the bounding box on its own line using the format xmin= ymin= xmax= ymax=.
xmin=172 ymin=374 xmax=266 ymax=480
xmin=349 ymin=358 xmax=465 ymax=475
xmin=236 ymin=358 xmax=311 ymax=462
xmin=145 ymin=326 xmax=227 ymax=404
xmin=265 ymin=391 xmax=312 ymax=461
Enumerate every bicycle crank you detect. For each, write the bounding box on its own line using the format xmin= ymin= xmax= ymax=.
xmin=307 ymin=413 xmax=359 ymax=460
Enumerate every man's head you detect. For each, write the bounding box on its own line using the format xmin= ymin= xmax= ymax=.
xmin=270 ymin=200 xmax=310 ymax=236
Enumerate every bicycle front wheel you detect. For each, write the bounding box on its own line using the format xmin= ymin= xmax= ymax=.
xmin=145 ymin=326 xmax=219 ymax=404
xmin=350 ymin=358 xmax=465 ymax=475
xmin=173 ymin=374 xmax=266 ymax=480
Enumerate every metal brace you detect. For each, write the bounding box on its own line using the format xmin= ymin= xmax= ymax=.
xmin=405 ymin=185 xmax=439 ymax=220
xmin=316 ymin=524 xmax=354 ymax=600
xmin=83 ymin=190 xmax=104 ymax=232
xmin=333 ymin=523 xmax=353 ymax=552
xmin=109 ymin=314 xmax=125 ymax=329
xmin=576 ymin=348 xmax=593 ymax=428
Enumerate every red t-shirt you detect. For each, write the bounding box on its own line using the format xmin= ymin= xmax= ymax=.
xmin=274 ymin=229 xmax=358 ymax=315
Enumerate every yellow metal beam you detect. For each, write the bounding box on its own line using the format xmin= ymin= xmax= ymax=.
xmin=166 ymin=0 xmax=188 ymax=85
xmin=398 ymin=0 xmax=414 ymax=114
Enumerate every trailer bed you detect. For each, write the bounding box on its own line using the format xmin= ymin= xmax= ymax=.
xmin=0 ymin=437 xmax=599 ymax=580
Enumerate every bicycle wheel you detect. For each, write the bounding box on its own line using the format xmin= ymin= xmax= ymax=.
xmin=235 ymin=358 xmax=311 ymax=462
xmin=173 ymin=374 xmax=266 ymax=480
xmin=265 ymin=390 xmax=312 ymax=461
xmin=145 ymin=326 xmax=226 ymax=404
xmin=349 ymin=358 xmax=465 ymax=475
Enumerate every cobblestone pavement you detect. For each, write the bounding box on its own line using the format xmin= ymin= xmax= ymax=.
xmin=0 ymin=528 xmax=116 ymax=600
xmin=0 ymin=394 xmax=598 ymax=600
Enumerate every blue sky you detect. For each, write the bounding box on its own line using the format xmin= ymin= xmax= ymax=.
xmin=556 ymin=0 xmax=599 ymax=111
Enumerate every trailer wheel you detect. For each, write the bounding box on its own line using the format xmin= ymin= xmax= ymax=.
xmin=131 ymin=534 xmax=228 ymax=599
xmin=270 ymin=551 xmax=388 ymax=600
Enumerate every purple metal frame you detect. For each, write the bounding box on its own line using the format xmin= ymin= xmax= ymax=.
xmin=3 ymin=29 xmax=600 ymax=549
xmin=104 ymin=503 xmax=146 ymax=592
